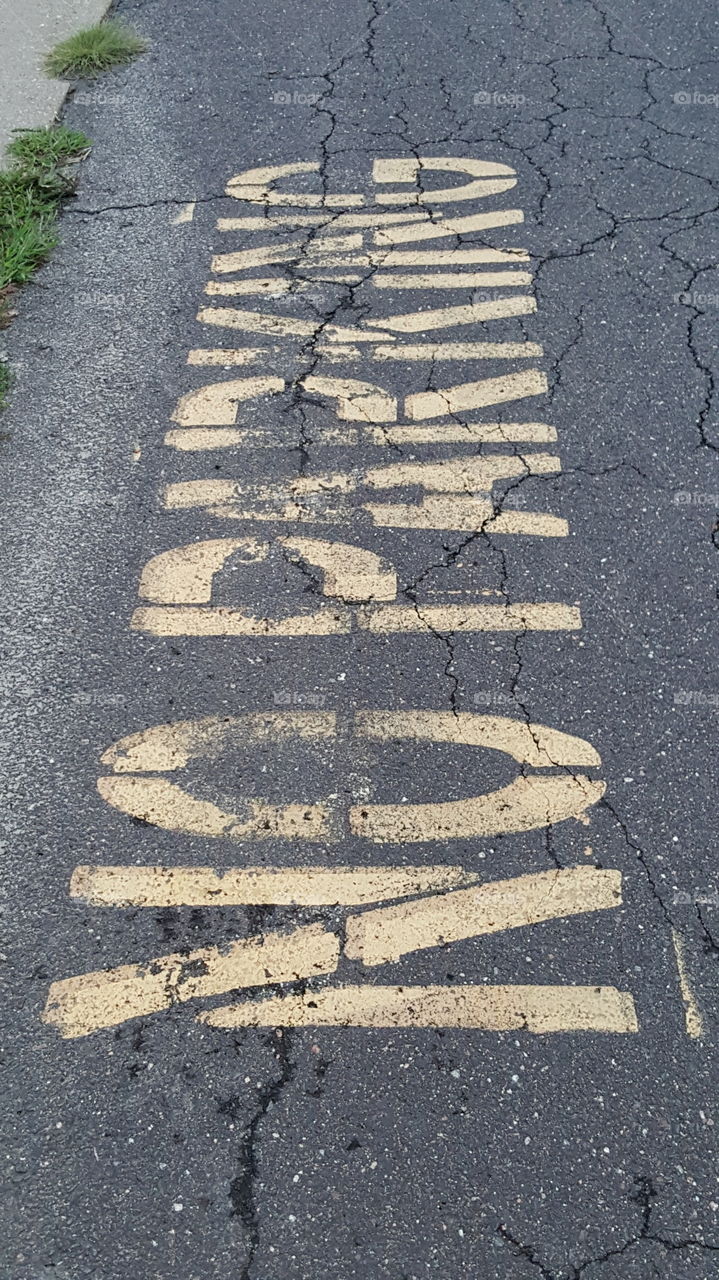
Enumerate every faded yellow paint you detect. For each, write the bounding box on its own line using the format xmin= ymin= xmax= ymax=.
xmin=164 ymin=427 xmax=359 ymax=450
xmin=354 ymin=710 xmax=601 ymax=767
xmin=201 ymin=984 xmax=639 ymax=1032
xmin=374 ymin=271 xmax=532 ymax=290
xmin=195 ymin=309 xmax=401 ymax=343
xmin=70 ymin=863 xmax=476 ymax=907
xmin=365 ymin=495 xmax=567 ymax=535
xmin=345 ymin=867 xmax=621 ymax=965
xmin=197 ymin=308 xmax=318 ymax=336
xmin=301 ymin=375 xmax=397 ymax=422
xmin=369 ymin=422 xmax=556 ymax=444
xmin=171 ymin=376 xmax=284 ymax=425
xmin=133 ymin=603 xmax=579 ymax=638
xmin=365 ymin=296 xmax=536 ymax=333
xmin=204 ymin=279 xmax=309 ymax=296
xmin=371 ymin=343 xmax=543 ymax=361
xmin=317 ymin=344 xmax=365 ymax=361
xmin=280 ymin=536 xmax=396 ymax=600
xmin=171 ymin=202 xmax=196 ymax=225
xmin=373 ymin=208 xmax=524 ymax=246
xmin=364 ymin=452 xmax=560 ymax=493
xmin=350 ymin=774 xmax=605 ymax=841
xmin=405 ymin=370 xmax=547 ymax=419
xmin=162 ymin=453 xmax=563 ymax=528
xmin=136 ymin=536 xmax=396 ymax=607
xmin=217 ymin=211 xmax=437 ymax=229
xmin=378 ymin=248 xmax=529 ymax=265
xmin=671 ymin=929 xmax=704 ymax=1038
xmin=96 ymin=712 xmax=601 ymax=843
xmin=210 ymin=234 xmax=363 ymax=273
xmin=43 ymin=923 xmax=339 ymax=1039
xmin=138 ymin=538 xmax=265 ymax=604
xmin=373 ymin=156 xmax=517 ymax=204
xmin=131 ymin=606 xmax=352 ymax=636
xmin=362 ymin=603 xmax=581 ymax=632
xmin=98 ymin=776 xmax=334 ymax=840
xmin=225 ymin=161 xmax=364 ymax=207
xmin=187 ymin=349 xmax=272 ymax=365
xmin=101 ymin=711 xmax=336 ymax=773
xmin=324 ymin=325 xmax=397 ymax=342
xmin=164 ymin=479 xmax=240 ymax=509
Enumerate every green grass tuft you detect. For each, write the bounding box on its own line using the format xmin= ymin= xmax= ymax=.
xmin=6 ymin=124 xmax=91 ymax=168
xmin=0 ymin=127 xmax=91 ymax=290
xmin=44 ymin=20 xmax=147 ymax=79
xmin=0 ymin=362 xmax=12 ymax=410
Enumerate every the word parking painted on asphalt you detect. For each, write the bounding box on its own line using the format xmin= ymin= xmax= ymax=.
xmin=43 ymin=156 xmax=642 ymax=1038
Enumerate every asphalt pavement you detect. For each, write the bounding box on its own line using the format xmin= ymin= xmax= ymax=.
xmin=2 ymin=1 xmax=719 ymax=1277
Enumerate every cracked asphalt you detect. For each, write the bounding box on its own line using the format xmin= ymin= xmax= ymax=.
xmin=2 ymin=0 xmax=719 ymax=1277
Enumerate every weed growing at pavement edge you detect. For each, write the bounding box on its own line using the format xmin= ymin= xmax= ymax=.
xmin=0 ymin=362 xmax=11 ymax=409
xmin=0 ymin=126 xmax=91 ymax=409
xmin=0 ymin=126 xmax=90 ymax=289
xmin=44 ymin=20 xmax=147 ymax=78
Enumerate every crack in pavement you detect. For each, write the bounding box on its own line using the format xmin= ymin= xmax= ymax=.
xmin=229 ymin=1030 xmax=296 ymax=1280
xmin=499 ymin=1175 xmax=719 ymax=1278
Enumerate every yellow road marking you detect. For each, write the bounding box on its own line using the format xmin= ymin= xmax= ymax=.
xmin=196 ymin=308 xmax=400 ymax=342
xmin=133 ymin=603 xmax=580 ymax=638
xmin=171 ymin=201 xmax=196 ymax=224
xmin=201 ymin=984 xmax=639 ymax=1032
xmin=42 ymin=923 xmax=339 ymax=1039
xmin=369 ymin=422 xmax=556 ymax=443
xmin=101 ymin=710 xmax=336 ymax=772
xmin=163 ymin=420 xmax=555 ymax=448
xmin=70 ymin=863 xmax=477 ymax=906
xmin=373 ymin=156 xmax=517 ymax=204
xmin=405 ymin=370 xmax=547 ymax=418
xmin=364 ymin=452 xmax=560 ymax=492
xmin=364 ymin=496 xmax=567 ymax=534
xmin=204 ymin=279 xmax=310 ymax=295
xmin=370 ymin=342 xmax=542 ymax=361
xmin=171 ymin=376 xmax=284 ymax=425
xmin=131 ymin=606 xmax=352 ymax=635
xmin=163 ymin=480 xmax=566 ymax=535
xmin=354 ymin=710 xmax=601 ymax=766
xmin=164 ymin=426 xmax=358 ymax=449
xmin=345 ymin=867 xmax=622 ymax=964
xmin=136 ymin=537 xmax=395 ymax=605
xmin=365 ymin=297 xmax=536 ymax=332
xmin=163 ymin=451 xmax=560 ymax=515
xmin=301 ymin=374 xmax=397 ymax=422
xmin=377 ymin=248 xmax=529 ymax=264
xmin=671 ymin=929 xmax=704 ymax=1038
xmin=197 ymin=308 xmax=319 ymax=336
xmin=217 ymin=211 xmax=437 ymax=229
xmin=98 ymin=776 xmax=335 ymax=839
xmin=350 ymin=774 xmax=605 ymax=841
xmin=138 ymin=537 xmax=266 ymax=603
xmin=187 ymin=348 xmax=273 ymax=365
xmin=211 ymin=234 xmax=363 ymax=273
xmin=373 ymin=208 xmax=524 ymax=245
xmin=373 ymin=271 xmax=532 ymax=290
xmin=225 ymin=161 xmax=364 ymax=207
xmin=362 ymin=603 xmax=581 ymax=632
xmin=96 ymin=711 xmax=603 ymax=841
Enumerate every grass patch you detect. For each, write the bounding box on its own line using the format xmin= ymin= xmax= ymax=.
xmin=0 ymin=126 xmax=90 ymax=290
xmin=0 ymin=126 xmax=91 ymax=411
xmin=6 ymin=125 xmax=91 ymax=169
xmin=0 ymin=362 xmax=11 ymax=410
xmin=44 ymin=20 xmax=147 ymax=79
